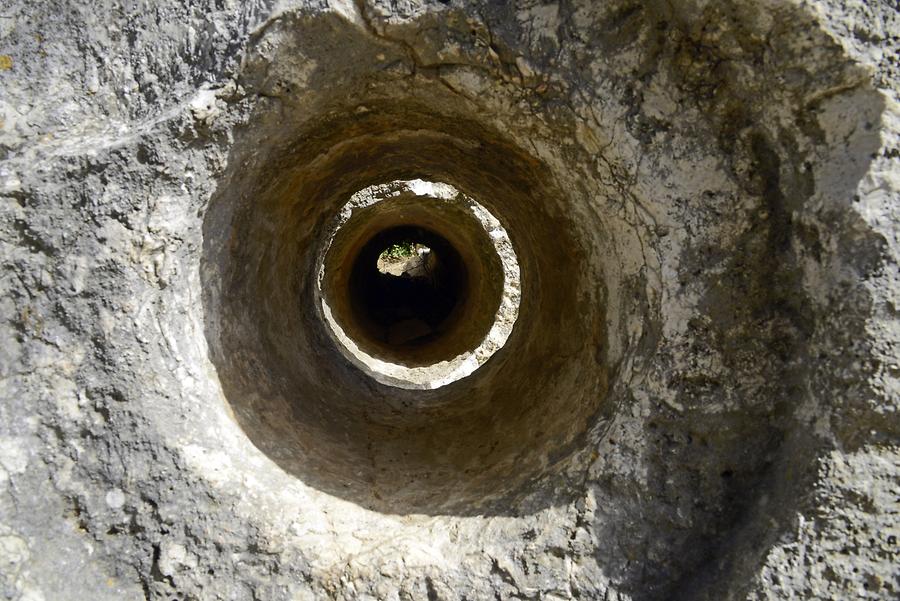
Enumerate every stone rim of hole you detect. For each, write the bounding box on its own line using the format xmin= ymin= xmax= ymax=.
xmin=316 ymin=179 xmax=521 ymax=389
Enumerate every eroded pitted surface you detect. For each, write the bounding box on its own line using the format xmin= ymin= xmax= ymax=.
xmin=1 ymin=0 xmax=898 ymax=599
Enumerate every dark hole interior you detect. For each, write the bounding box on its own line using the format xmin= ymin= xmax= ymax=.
xmin=349 ymin=226 xmax=467 ymax=348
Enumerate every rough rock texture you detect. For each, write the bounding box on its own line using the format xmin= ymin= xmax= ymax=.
xmin=0 ymin=0 xmax=898 ymax=599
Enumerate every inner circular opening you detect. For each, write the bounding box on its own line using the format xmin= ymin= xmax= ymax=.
xmin=317 ymin=179 xmax=522 ymax=390
xmin=352 ymin=226 xmax=467 ymax=349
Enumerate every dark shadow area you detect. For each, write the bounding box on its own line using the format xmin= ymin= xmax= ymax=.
xmin=350 ymin=226 xmax=466 ymax=348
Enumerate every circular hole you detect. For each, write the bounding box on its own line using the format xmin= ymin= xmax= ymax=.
xmin=203 ymin=108 xmax=615 ymax=515
xmin=353 ymin=227 xmax=464 ymax=349
xmin=317 ymin=180 xmax=520 ymax=389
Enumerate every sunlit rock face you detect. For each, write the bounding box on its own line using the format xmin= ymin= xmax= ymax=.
xmin=1 ymin=0 xmax=898 ymax=599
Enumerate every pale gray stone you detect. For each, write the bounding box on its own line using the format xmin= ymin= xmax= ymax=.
xmin=0 ymin=0 xmax=897 ymax=599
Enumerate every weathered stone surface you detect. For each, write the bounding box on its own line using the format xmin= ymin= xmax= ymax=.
xmin=0 ymin=0 xmax=897 ymax=599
